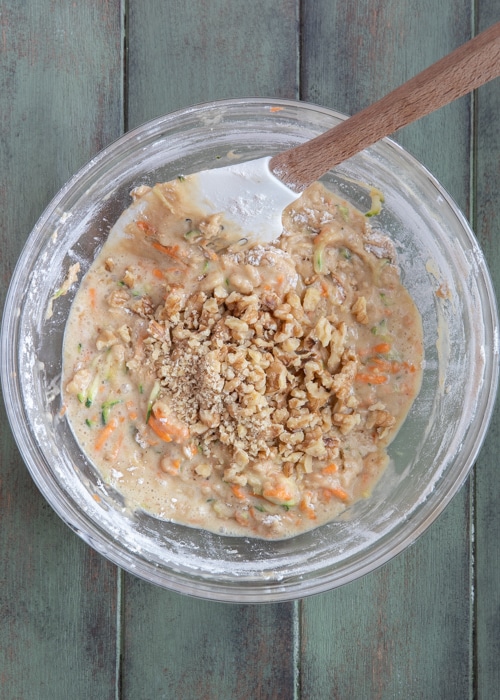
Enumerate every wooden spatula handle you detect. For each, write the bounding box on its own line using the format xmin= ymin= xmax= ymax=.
xmin=270 ymin=21 xmax=500 ymax=191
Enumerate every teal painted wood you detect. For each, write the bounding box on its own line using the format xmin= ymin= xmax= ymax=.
xmin=474 ymin=1 xmax=500 ymax=697
xmin=122 ymin=3 xmax=300 ymax=698
xmin=300 ymin=0 xmax=472 ymax=205
xmin=126 ymin=0 xmax=299 ymax=129
xmin=299 ymin=494 xmax=473 ymax=699
xmin=2 ymin=1 xmax=498 ymax=698
xmin=0 ymin=1 xmax=123 ymax=698
xmin=299 ymin=2 xmax=476 ymax=698
xmin=122 ymin=584 xmax=297 ymax=700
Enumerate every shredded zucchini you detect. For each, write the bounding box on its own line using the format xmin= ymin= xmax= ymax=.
xmin=365 ymin=187 xmax=384 ymax=217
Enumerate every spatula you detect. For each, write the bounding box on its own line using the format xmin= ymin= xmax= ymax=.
xmin=184 ymin=21 xmax=500 ymax=243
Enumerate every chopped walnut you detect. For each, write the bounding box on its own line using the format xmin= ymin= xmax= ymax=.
xmin=351 ymin=296 xmax=368 ymax=324
xmin=122 ymin=268 xmax=136 ymax=288
xmin=333 ymin=411 xmax=361 ymax=435
xmin=366 ymin=409 xmax=396 ymax=436
xmin=96 ymin=328 xmax=119 ymax=351
xmin=107 ymin=288 xmax=130 ymax=308
xmin=303 ymin=286 xmax=321 ymax=311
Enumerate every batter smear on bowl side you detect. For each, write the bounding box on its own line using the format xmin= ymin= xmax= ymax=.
xmin=62 ymin=178 xmax=423 ymax=539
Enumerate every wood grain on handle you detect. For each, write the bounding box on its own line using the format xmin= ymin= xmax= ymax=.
xmin=270 ymin=21 xmax=500 ymax=191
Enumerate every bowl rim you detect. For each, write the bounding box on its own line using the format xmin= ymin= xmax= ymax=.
xmin=1 ymin=96 xmax=499 ymax=603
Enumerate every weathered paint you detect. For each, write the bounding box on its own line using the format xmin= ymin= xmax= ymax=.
xmin=1 ymin=1 xmax=499 ymax=698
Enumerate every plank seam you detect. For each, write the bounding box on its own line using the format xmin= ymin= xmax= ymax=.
xmin=470 ymin=3 xmax=479 ymax=699
xmin=122 ymin=0 xmax=130 ymax=134
xmin=298 ymin=0 xmax=304 ymax=101
xmin=115 ymin=569 xmax=124 ymax=700
xmin=293 ymin=600 xmax=301 ymax=699
xmin=117 ymin=2 xmax=128 ymax=698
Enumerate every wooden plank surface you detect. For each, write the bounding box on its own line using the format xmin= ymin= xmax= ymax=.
xmin=300 ymin=2 xmax=476 ymax=698
xmin=126 ymin=0 xmax=299 ymax=129
xmin=122 ymin=4 xmax=300 ymax=698
xmin=122 ymin=584 xmax=297 ymax=700
xmin=0 ymin=2 xmax=123 ymax=698
xmin=475 ymin=1 xmax=500 ymax=697
xmin=1 ymin=0 xmax=499 ymax=698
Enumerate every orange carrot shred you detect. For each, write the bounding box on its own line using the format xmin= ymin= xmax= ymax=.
xmin=356 ymin=373 xmax=388 ymax=385
xmin=136 ymin=220 xmax=156 ymax=236
xmin=324 ymin=486 xmax=350 ymax=503
xmin=369 ymin=357 xmax=402 ymax=374
xmin=322 ymin=463 xmax=338 ymax=474
xmin=231 ymin=484 xmax=247 ymax=500
xmin=95 ymin=417 xmax=118 ymax=450
xmin=373 ymin=342 xmax=391 ymax=354
xmin=183 ymin=442 xmax=198 ymax=459
xmin=299 ymin=493 xmax=317 ymax=520
xmin=151 ymin=241 xmax=188 ymax=263
xmin=107 ymin=435 xmax=124 ymax=461
xmin=147 ymin=414 xmax=173 ymax=443
xmin=262 ymin=484 xmax=293 ymax=503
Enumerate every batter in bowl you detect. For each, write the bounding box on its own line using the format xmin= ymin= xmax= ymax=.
xmin=63 ymin=177 xmax=423 ymax=539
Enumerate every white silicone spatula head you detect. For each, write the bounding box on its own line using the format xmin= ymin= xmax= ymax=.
xmin=182 ymin=156 xmax=298 ymax=244
xmin=179 ymin=22 xmax=500 ymax=243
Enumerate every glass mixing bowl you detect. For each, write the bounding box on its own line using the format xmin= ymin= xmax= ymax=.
xmin=1 ymin=98 xmax=498 ymax=602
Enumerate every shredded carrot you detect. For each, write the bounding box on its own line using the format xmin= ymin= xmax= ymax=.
xmin=402 ymin=361 xmax=417 ymax=373
xmin=126 ymin=400 xmax=138 ymax=421
xmin=93 ymin=493 xmax=101 ymax=503
xmin=299 ymin=495 xmax=317 ymax=520
xmin=368 ymin=357 xmax=400 ymax=374
xmin=231 ymin=484 xmax=247 ymax=500
xmin=136 ymin=219 xmax=156 ymax=236
xmin=107 ymin=434 xmax=124 ymax=461
xmin=262 ymin=484 xmax=293 ymax=503
xmin=372 ymin=342 xmax=391 ymax=354
xmin=95 ymin=417 xmax=118 ymax=450
xmin=356 ymin=372 xmax=388 ymax=385
xmin=152 ymin=268 xmax=163 ymax=279
xmin=201 ymin=247 xmax=218 ymax=261
xmin=270 ymin=106 xmax=284 ymax=113
xmin=147 ymin=414 xmax=173 ymax=443
xmin=150 ymin=407 xmax=189 ymax=442
xmin=322 ymin=463 xmax=338 ymax=474
xmin=88 ymin=287 xmax=96 ymax=310
xmin=183 ymin=442 xmax=198 ymax=459
xmin=160 ymin=459 xmax=180 ymax=475
xmin=234 ymin=510 xmax=252 ymax=527
xmin=151 ymin=241 xmax=187 ymax=263
xmin=320 ymin=280 xmax=330 ymax=297
xmin=324 ymin=486 xmax=350 ymax=503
